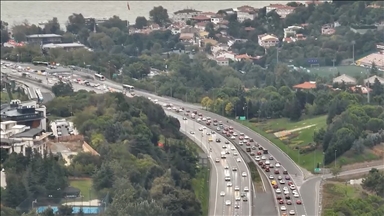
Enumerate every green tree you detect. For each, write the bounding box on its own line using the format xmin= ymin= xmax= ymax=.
xmin=149 ymin=6 xmax=169 ymax=26
xmin=135 ymin=17 xmax=148 ymax=29
xmin=51 ymin=81 xmax=74 ymax=97
xmin=57 ymin=205 xmax=73 ymax=216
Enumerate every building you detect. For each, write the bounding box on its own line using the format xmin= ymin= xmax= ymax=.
xmin=42 ymin=43 xmax=86 ymax=51
xmin=333 ymin=74 xmax=357 ymax=85
xmin=0 ymin=121 xmax=51 ymax=156
xmin=194 ymin=22 xmax=207 ymax=31
xmin=210 ymin=16 xmax=223 ymax=24
xmin=191 ymin=15 xmax=211 ymax=22
xmin=172 ymin=9 xmax=202 ymax=22
xmin=364 ymin=75 xmax=384 ymax=85
xmin=26 ymin=34 xmax=62 ymax=44
xmin=1 ymin=100 xmax=47 ymax=131
xmin=283 ymin=26 xmax=303 ymax=38
xmin=258 ymin=34 xmax=279 ymax=48
xmin=266 ymin=4 xmax=295 ymax=18
xmin=216 ymin=51 xmax=236 ymax=61
xmin=293 ymin=81 xmax=317 ymax=90
xmin=215 ymin=57 xmax=229 ymax=66
xmin=321 ymin=24 xmax=336 ymax=35
xmin=236 ymin=5 xmax=258 ymax=22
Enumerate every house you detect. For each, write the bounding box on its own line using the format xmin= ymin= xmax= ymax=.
xmin=236 ymin=5 xmax=258 ymax=22
xmin=364 ymin=75 xmax=384 ymax=85
xmin=333 ymin=74 xmax=357 ymax=85
xmin=26 ymin=34 xmax=62 ymax=44
xmin=0 ymin=121 xmax=51 ymax=156
xmin=283 ymin=26 xmax=303 ymax=38
xmin=215 ymin=57 xmax=229 ymax=66
xmin=266 ymin=4 xmax=295 ymax=18
xmin=194 ymin=22 xmax=207 ymax=31
xmin=210 ymin=16 xmax=223 ymax=24
xmin=201 ymin=38 xmax=218 ymax=47
xmin=42 ymin=43 xmax=86 ymax=51
xmin=321 ymin=24 xmax=336 ymax=35
xmin=179 ymin=33 xmax=195 ymax=42
xmin=201 ymin=12 xmax=217 ymax=18
xmin=1 ymin=100 xmax=47 ymax=131
xmin=258 ymin=34 xmax=279 ymax=48
xmin=235 ymin=54 xmax=254 ymax=61
xmin=283 ymin=34 xmax=306 ymax=43
xmin=293 ymin=81 xmax=317 ymax=90
xmin=211 ymin=43 xmax=230 ymax=55
xmin=356 ymin=52 xmax=384 ymax=70
xmin=172 ymin=9 xmax=202 ymax=22
xmin=181 ymin=26 xmax=200 ymax=34
xmin=217 ymin=51 xmax=236 ymax=61
xmin=305 ymin=0 xmax=325 ymax=6
xmin=350 ymin=85 xmax=371 ymax=94
xmin=191 ymin=15 xmax=211 ymax=22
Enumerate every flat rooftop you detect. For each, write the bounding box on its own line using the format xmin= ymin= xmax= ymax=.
xmin=11 ymin=128 xmax=44 ymax=138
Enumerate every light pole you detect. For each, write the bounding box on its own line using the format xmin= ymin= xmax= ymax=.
xmin=334 ymin=150 xmax=337 ymax=168
xmin=351 ymin=40 xmax=355 ymax=63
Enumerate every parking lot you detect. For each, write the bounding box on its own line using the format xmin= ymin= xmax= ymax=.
xmin=51 ymin=119 xmax=77 ymax=137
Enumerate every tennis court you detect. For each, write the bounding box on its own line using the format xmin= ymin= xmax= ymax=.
xmin=308 ymin=65 xmax=366 ymax=77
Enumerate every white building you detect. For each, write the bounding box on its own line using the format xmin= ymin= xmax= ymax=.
xmin=236 ymin=5 xmax=258 ymax=22
xmin=172 ymin=9 xmax=202 ymax=22
xmin=215 ymin=57 xmax=229 ymax=66
xmin=266 ymin=4 xmax=295 ymax=18
xmin=211 ymin=16 xmax=223 ymax=24
xmin=216 ymin=51 xmax=236 ymax=61
xmin=364 ymin=75 xmax=384 ymax=85
xmin=0 ymin=121 xmax=51 ymax=156
xmin=283 ymin=26 xmax=303 ymax=38
xmin=258 ymin=34 xmax=279 ymax=48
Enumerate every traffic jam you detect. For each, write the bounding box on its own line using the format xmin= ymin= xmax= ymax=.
xmin=168 ymin=105 xmax=301 ymax=216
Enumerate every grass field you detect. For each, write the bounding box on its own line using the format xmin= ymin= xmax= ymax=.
xmin=322 ymin=181 xmax=363 ymax=212
xmin=69 ymin=179 xmax=94 ymax=201
xmin=309 ymin=65 xmax=365 ymax=77
xmin=192 ymin=167 xmax=210 ymax=216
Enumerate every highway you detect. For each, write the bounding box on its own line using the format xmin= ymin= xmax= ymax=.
xmin=166 ymin=111 xmax=252 ymax=216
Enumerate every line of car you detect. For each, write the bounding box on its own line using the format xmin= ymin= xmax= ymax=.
xmin=175 ymin=107 xmax=302 ymax=216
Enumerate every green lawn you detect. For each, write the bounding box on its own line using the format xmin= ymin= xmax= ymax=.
xmin=192 ymin=167 xmax=210 ymax=216
xmin=322 ymin=181 xmax=362 ymax=214
xmin=309 ymin=65 xmax=365 ymax=77
xmin=240 ymin=116 xmax=327 ymax=171
xmin=69 ymin=179 xmax=94 ymax=201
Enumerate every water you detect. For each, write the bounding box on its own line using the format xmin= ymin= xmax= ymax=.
xmin=1 ymin=1 xmax=290 ymax=27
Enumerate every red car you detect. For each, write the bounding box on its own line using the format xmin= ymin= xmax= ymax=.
xmin=273 ymin=185 xmax=279 ymax=189
xmin=276 ymin=196 xmax=282 ymax=200
xmin=296 ymin=200 xmax=302 ymax=205
xmin=258 ymin=161 xmax=263 ymax=166
xmin=279 ymin=200 xmax=284 ymax=204
xmin=288 ymin=181 xmax=294 ymax=186
xmin=239 ymin=136 xmax=244 ymax=140
xmin=274 ymin=169 xmax=280 ymax=174
xmin=246 ymin=142 xmax=251 ymax=146
xmin=257 ymin=151 xmax=262 ymax=155
xmin=265 ymin=168 xmax=270 ymax=172
xmin=229 ymin=126 xmax=233 ymax=130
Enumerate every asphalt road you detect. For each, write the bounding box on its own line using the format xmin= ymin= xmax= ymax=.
xmin=167 ymin=111 xmax=252 ymax=216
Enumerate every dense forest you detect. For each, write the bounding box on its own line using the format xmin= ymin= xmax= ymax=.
xmin=1 ymin=91 xmax=203 ymax=216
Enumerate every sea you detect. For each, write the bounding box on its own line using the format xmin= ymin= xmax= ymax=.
xmin=1 ymin=1 xmax=293 ymax=27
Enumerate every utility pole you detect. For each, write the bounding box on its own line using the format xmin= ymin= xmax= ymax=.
xmin=276 ymin=48 xmax=279 ymax=64
xmin=366 ymin=68 xmax=371 ymax=104
xmin=351 ymin=40 xmax=355 ymax=64
xmin=334 ymin=150 xmax=337 ymax=168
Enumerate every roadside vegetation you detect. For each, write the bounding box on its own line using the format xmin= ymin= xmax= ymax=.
xmin=247 ymin=162 xmax=263 ymax=192
xmin=191 ymin=167 xmax=210 ymax=216
xmin=322 ymin=168 xmax=384 ymax=215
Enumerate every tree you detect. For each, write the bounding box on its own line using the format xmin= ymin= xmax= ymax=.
xmin=149 ymin=6 xmax=169 ymax=26
xmin=362 ymin=168 xmax=384 ymax=196
xmin=52 ymin=81 xmax=74 ymax=97
xmin=57 ymin=205 xmax=73 ymax=216
xmin=200 ymin=96 xmax=210 ymax=110
xmin=66 ymin=13 xmax=86 ymax=34
xmin=225 ymin=102 xmax=234 ymax=116
xmin=135 ymin=17 xmax=148 ymax=29
xmin=41 ymin=208 xmax=55 ymax=216
xmin=330 ymin=165 xmax=342 ymax=178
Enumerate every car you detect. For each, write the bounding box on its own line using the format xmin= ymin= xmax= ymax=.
xmin=215 ymin=158 xmax=220 ymax=163
xmin=285 ymin=176 xmax=291 ymax=180
xmin=269 ymin=156 xmax=274 ymax=160
xmin=235 ymin=186 xmax=240 ymax=191
xmin=269 ymin=164 xmax=275 ymax=168
xmin=242 ymin=172 xmax=247 ymax=177
xmin=275 ymin=163 xmax=281 ymax=168
xmin=233 ymin=152 xmax=238 ymax=156
xmin=265 ymin=168 xmax=270 ymax=172
xmin=289 ymin=210 xmax=295 ymax=215
xmin=250 ymin=152 xmax=255 ymax=156
xmin=284 ymin=190 xmax=290 ymax=195
xmin=235 ymin=196 xmax=241 ymax=201
xmin=216 ymin=138 xmax=221 ymax=143
xmin=251 ymin=146 xmax=257 ymax=150
xmin=224 ymin=166 xmax=229 ymax=169
xmin=276 ymin=188 xmax=282 ymax=194
xmin=211 ymin=131 xmax=215 ymax=134
xmin=279 ymin=200 xmax=284 ymax=204
xmin=261 ymin=156 xmax=266 ymax=160
xmin=232 ymin=167 xmax=238 ymax=171
xmin=244 ymin=187 xmax=249 ymax=192
xmin=239 ymin=141 xmax=243 ymax=145
xmin=257 ymin=151 xmax=262 ymax=155
xmin=283 ymin=170 xmax=288 ymax=174
xmin=231 ymin=147 xmax=236 ymax=151
xmin=206 ymin=132 xmax=211 ymax=135
xmin=285 ymin=195 xmax=291 ymax=200
xmin=190 ymin=131 xmax=195 ymax=134
xmin=225 ymin=151 xmax=230 ymax=155
xmin=225 ymin=200 xmax=231 ymax=206
xmin=296 ymin=200 xmax=302 ymax=205
xmin=282 ymin=213 xmax=288 ymax=216
xmin=273 ymin=184 xmax=279 ymax=189
xmin=202 ymin=126 xmax=206 ymax=129
xmin=276 ymin=196 xmax=282 ymax=200
xmin=216 ymin=127 xmax=221 ymax=131
xmin=288 ymin=181 xmax=294 ymax=186
xmin=271 ymin=180 xmax=277 ymax=185
xmin=234 ymin=203 xmax=240 ymax=209
xmin=199 ymin=128 xmax=203 ymax=131
xmin=237 ymin=158 xmax=241 ymax=163
xmin=233 ymin=132 xmax=237 ymax=136
xmin=274 ymin=169 xmax=280 ymax=174
xmin=182 ymin=117 xmax=187 ymax=120
xmin=283 ymin=187 xmax=289 ymax=191
xmin=269 ymin=175 xmax=274 ymax=179
xmin=278 ymin=176 xmax=283 ymax=180
xmin=231 ymin=136 xmax=236 ymax=140
xmin=244 ymin=136 xmax=249 ymax=140
xmin=222 ymin=145 xmax=227 ymax=149
xmin=280 ymin=180 xmax=286 ymax=184
xmin=286 ymin=200 xmax=292 ymax=205
xmin=220 ymin=191 xmax=225 ymax=197
xmin=255 ymin=156 xmax=261 ymax=161
xmin=227 ymin=182 xmax=233 ymax=187
xmin=293 ymin=193 xmax=299 ymax=198
xmin=258 ymin=161 xmax=263 ymax=166
xmin=225 ymin=141 xmax=230 ymax=144
xmin=239 ymin=136 xmax=244 ymax=140
xmin=265 ymin=160 xmax=270 ymax=165
xmin=243 ymin=197 xmax=248 ymax=202
xmin=280 ymin=206 xmax=287 ymax=211
xmin=292 ymin=190 xmax=297 ymax=194
xmin=290 ymin=185 xmax=296 ymax=190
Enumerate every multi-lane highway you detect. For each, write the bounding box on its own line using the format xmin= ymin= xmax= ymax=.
xmin=167 ymin=111 xmax=252 ymax=216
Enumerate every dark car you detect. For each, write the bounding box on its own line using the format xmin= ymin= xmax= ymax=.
xmin=285 ymin=175 xmax=291 ymax=180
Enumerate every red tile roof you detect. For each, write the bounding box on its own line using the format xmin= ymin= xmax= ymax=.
xmin=293 ymin=81 xmax=317 ymax=89
xmin=192 ymin=15 xmax=210 ymax=21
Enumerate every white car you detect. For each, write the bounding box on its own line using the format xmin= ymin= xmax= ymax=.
xmin=290 ymin=185 xmax=296 ymax=190
xmin=244 ymin=187 xmax=249 ymax=192
xmin=280 ymin=180 xmax=286 ymax=184
xmin=206 ymin=132 xmax=211 ymax=135
xmin=289 ymin=210 xmax=295 ymax=215
xmin=235 ymin=196 xmax=241 ymax=201
xmin=275 ymin=163 xmax=281 ymax=168
xmin=281 ymin=206 xmax=287 ymax=211
xmin=222 ymin=145 xmax=227 ymax=149
xmin=239 ymin=141 xmax=243 ymax=145
xmin=292 ymin=190 xmax=297 ymax=194
xmin=225 ymin=200 xmax=231 ymax=206
xmin=255 ymin=156 xmax=261 ymax=161
xmin=233 ymin=152 xmax=238 ymax=156
xmin=276 ymin=188 xmax=281 ymax=194
xmin=244 ymin=136 xmax=249 ymax=140
xmin=231 ymin=147 xmax=236 ymax=151
xmin=242 ymin=172 xmax=247 ymax=177
xmin=233 ymin=132 xmax=237 ymax=136
xmin=202 ymin=118 xmax=207 ymax=121
xmin=224 ymin=166 xmax=229 ymax=169
xmin=231 ymin=136 xmax=236 ymax=140
xmin=235 ymin=186 xmax=240 ymax=191
xmin=293 ymin=193 xmax=300 ymax=198
xmin=232 ymin=167 xmax=238 ymax=171
xmin=265 ymin=160 xmax=270 ymax=165
xmin=203 ymin=126 xmax=206 ymax=130
xmin=283 ymin=187 xmax=289 ymax=191
xmin=220 ymin=191 xmax=225 ymax=197
xmin=284 ymin=190 xmax=290 ymax=195
xmin=199 ymin=128 xmax=203 ymax=131
xmin=237 ymin=158 xmax=241 ymax=163
xmin=227 ymin=182 xmax=233 ymax=187
xmin=190 ymin=131 xmax=195 ymax=134
xmin=269 ymin=175 xmax=274 ymax=179
xmin=261 ymin=156 xmax=266 ymax=160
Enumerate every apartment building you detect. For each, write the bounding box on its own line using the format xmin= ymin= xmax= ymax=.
xmin=258 ymin=34 xmax=279 ymax=48
xmin=172 ymin=9 xmax=202 ymax=22
xmin=266 ymin=4 xmax=295 ymax=18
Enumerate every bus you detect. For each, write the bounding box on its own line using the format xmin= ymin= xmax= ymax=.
xmin=122 ymin=84 xmax=134 ymax=92
xmin=33 ymin=61 xmax=49 ymax=66
xmin=94 ymin=73 xmax=106 ymax=81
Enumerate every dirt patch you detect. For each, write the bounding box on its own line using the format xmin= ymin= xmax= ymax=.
xmin=340 ymin=160 xmax=384 ymax=172
xmin=273 ymin=124 xmax=316 ymax=138
xmin=372 ymin=143 xmax=384 ymax=157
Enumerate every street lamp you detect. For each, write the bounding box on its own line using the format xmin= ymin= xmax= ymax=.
xmin=351 ymin=40 xmax=355 ymax=63
xmin=334 ymin=150 xmax=337 ymax=168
